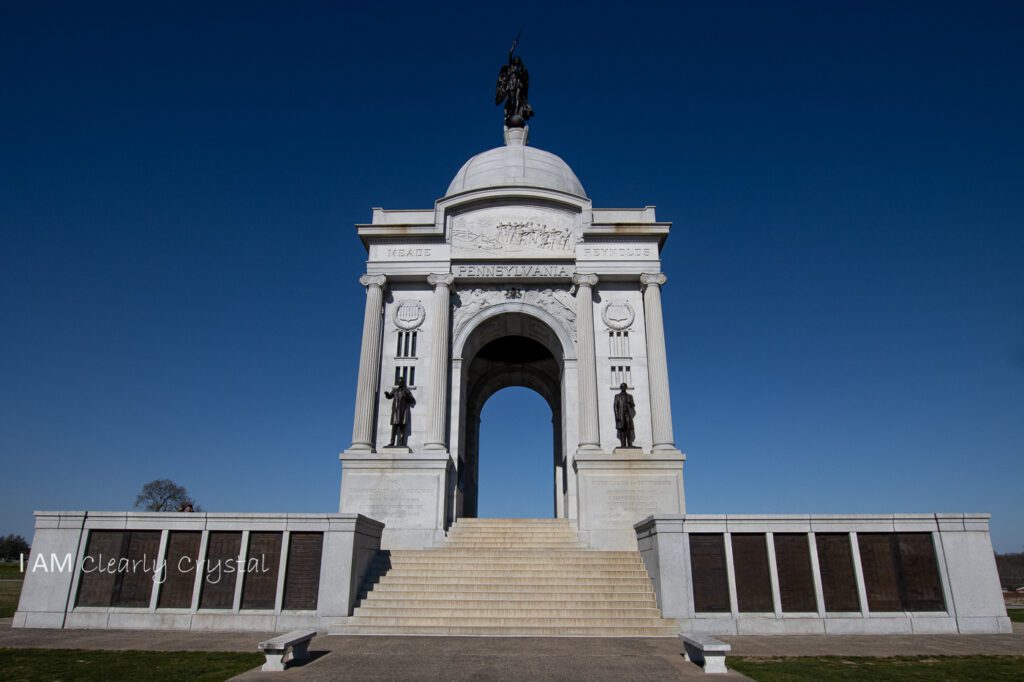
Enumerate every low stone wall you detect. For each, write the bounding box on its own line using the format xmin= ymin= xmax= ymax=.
xmin=635 ymin=513 xmax=1011 ymax=635
xmin=13 ymin=511 xmax=383 ymax=632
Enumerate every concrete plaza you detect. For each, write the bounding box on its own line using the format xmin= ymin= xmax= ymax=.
xmin=2 ymin=617 xmax=1022 ymax=680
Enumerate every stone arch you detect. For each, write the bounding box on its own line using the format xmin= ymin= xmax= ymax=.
xmin=453 ymin=301 xmax=576 ymax=363
xmin=451 ymin=307 xmax=574 ymax=520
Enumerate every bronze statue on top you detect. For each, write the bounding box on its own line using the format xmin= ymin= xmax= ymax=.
xmin=495 ymin=29 xmax=533 ymax=128
xmin=385 ymin=376 xmax=416 ymax=447
xmin=614 ymin=383 xmax=636 ymax=448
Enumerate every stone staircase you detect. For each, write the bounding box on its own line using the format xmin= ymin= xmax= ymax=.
xmin=332 ymin=518 xmax=679 ymax=636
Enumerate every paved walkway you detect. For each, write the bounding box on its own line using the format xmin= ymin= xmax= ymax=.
xmin=232 ymin=636 xmax=747 ymax=681
xmin=720 ymin=627 xmax=1024 ymax=657
xmin=2 ymin=619 xmax=1022 ymax=681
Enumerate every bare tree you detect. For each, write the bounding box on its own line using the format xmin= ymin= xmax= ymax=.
xmin=134 ymin=479 xmax=201 ymax=512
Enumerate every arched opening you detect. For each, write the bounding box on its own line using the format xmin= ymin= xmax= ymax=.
xmin=454 ymin=310 xmax=570 ymax=519
xmin=476 ymin=387 xmax=554 ymax=517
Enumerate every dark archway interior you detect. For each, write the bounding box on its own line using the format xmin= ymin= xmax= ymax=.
xmin=461 ymin=334 xmax=563 ymax=517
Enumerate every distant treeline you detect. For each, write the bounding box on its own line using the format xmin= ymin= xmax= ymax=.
xmin=996 ymin=552 xmax=1024 ymax=590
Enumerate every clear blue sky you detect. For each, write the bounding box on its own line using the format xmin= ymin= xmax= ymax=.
xmin=1 ymin=2 xmax=1021 ymax=551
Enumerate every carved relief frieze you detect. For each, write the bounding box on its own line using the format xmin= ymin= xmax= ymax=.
xmin=450 ymin=206 xmax=580 ymax=258
xmin=453 ymin=285 xmax=577 ymax=341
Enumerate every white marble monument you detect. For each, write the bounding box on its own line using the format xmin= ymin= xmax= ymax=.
xmin=338 ymin=125 xmax=686 ymax=549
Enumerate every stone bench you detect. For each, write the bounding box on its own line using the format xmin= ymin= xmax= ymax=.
xmin=257 ymin=629 xmax=317 ymax=672
xmin=680 ymin=633 xmax=731 ymax=674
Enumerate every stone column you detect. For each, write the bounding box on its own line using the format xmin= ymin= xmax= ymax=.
xmin=641 ymin=273 xmax=676 ymax=450
xmin=424 ymin=273 xmax=455 ymax=450
xmin=349 ymin=274 xmax=386 ymax=452
xmin=572 ymin=273 xmax=601 ymax=451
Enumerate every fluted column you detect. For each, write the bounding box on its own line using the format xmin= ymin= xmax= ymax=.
xmin=641 ymin=273 xmax=676 ymax=450
xmin=573 ymin=273 xmax=601 ymax=451
xmin=350 ymin=274 xmax=387 ymax=452
xmin=424 ymin=273 xmax=455 ymax=450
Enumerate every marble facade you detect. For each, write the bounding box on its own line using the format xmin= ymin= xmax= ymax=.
xmin=339 ymin=125 xmax=687 ymax=549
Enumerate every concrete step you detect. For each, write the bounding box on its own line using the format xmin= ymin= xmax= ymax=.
xmin=356 ymin=593 xmax=655 ymax=606
xmin=348 ymin=518 xmax=671 ymax=638
xmin=353 ymin=606 xmax=664 ymax=618
xmin=330 ymin=624 xmax=680 ymax=637
xmin=446 ymin=529 xmax=578 ymax=535
xmin=372 ymin=576 xmax=654 ymax=587
xmin=360 ymin=589 xmax=657 ymax=600
xmin=442 ymin=544 xmax=586 ymax=549
xmin=450 ymin=519 xmax=570 ymax=525
xmin=387 ymin=550 xmax=637 ymax=558
xmin=345 ymin=615 xmax=676 ymax=627
xmin=373 ymin=560 xmax=644 ymax=570
xmin=444 ymin=535 xmax=578 ymax=540
xmin=379 ymin=569 xmax=651 ymax=579
xmin=360 ymin=585 xmax=655 ymax=597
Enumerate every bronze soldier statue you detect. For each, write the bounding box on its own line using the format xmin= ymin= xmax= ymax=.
xmin=613 ymin=383 xmax=636 ymax=448
xmin=384 ymin=376 xmax=416 ymax=447
xmin=495 ymin=29 xmax=533 ymax=128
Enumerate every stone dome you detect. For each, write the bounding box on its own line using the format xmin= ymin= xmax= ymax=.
xmin=445 ymin=127 xmax=587 ymax=199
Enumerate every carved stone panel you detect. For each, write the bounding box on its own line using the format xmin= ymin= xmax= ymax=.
xmin=450 ymin=206 xmax=580 ymax=259
xmin=393 ymin=301 xmax=426 ymax=330
xmin=602 ymin=300 xmax=635 ymax=330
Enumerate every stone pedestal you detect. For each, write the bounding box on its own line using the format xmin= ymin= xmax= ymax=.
xmin=574 ymin=449 xmax=686 ymax=550
xmin=339 ymin=449 xmax=453 ymax=549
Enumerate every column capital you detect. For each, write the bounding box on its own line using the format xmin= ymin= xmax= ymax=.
xmin=572 ymin=273 xmax=599 ymax=289
xmin=359 ymin=274 xmax=387 ymax=288
xmin=640 ymin=272 xmax=667 ymax=288
xmin=427 ymin=273 xmax=455 ymax=288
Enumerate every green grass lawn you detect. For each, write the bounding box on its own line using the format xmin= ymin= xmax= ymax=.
xmin=0 ymin=563 xmax=24 ymax=618
xmin=0 ymin=649 xmax=263 ymax=681
xmin=1008 ymin=609 xmax=1024 ymax=623
xmin=730 ymin=655 xmax=1024 ymax=681
xmin=0 ymin=563 xmax=24 ymax=579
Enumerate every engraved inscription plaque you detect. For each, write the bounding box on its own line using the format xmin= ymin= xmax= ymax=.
xmin=896 ymin=533 xmax=945 ymax=612
xmin=76 ymin=530 xmax=123 ymax=607
xmin=199 ymin=531 xmax=242 ymax=610
xmin=774 ymin=533 xmax=817 ymax=612
xmin=282 ymin=532 xmax=323 ymax=611
xmin=690 ymin=534 xmax=730 ymax=613
xmin=241 ymin=532 xmax=282 ymax=610
xmin=158 ymin=531 xmax=202 ymax=609
xmin=113 ymin=530 xmax=161 ymax=607
xmin=815 ymin=533 xmax=860 ymax=612
xmin=342 ymin=475 xmax=437 ymax=528
xmin=858 ymin=533 xmax=902 ymax=612
xmin=732 ymin=534 xmax=773 ymax=612
xmin=583 ymin=476 xmax=680 ymax=529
